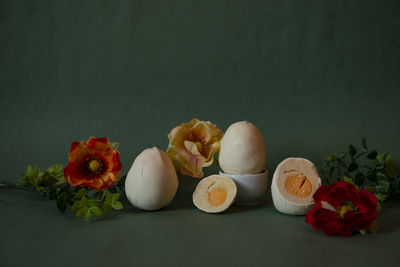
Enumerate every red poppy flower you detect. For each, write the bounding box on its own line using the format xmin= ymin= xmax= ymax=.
xmin=305 ymin=181 xmax=378 ymax=236
xmin=63 ymin=137 xmax=122 ymax=190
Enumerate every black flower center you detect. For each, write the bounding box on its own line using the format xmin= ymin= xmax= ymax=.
xmin=85 ymin=158 xmax=104 ymax=176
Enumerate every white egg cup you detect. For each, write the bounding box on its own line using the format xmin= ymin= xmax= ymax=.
xmin=218 ymin=169 xmax=269 ymax=206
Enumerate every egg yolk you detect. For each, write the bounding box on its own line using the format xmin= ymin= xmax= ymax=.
xmin=284 ymin=174 xmax=312 ymax=197
xmin=208 ymin=188 xmax=227 ymax=206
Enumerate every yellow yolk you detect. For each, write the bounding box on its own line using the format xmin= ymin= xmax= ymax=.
xmin=284 ymin=174 xmax=312 ymax=197
xmin=208 ymin=188 xmax=227 ymax=206
xmin=88 ymin=159 xmax=102 ymax=172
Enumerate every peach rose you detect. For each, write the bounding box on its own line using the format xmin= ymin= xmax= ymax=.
xmin=167 ymin=118 xmax=224 ymax=178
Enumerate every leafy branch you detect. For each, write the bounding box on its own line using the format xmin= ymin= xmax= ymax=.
xmin=2 ymin=164 xmax=124 ymax=221
xmin=321 ymin=138 xmax=400 ymax=209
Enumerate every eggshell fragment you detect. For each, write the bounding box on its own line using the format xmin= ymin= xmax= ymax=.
xmin=271 ymin=157 xmax=321 ymax=215
xmin=219 ymin=121 xmax=266 ymax=175
xmin=125 ymin=147 xmax=178 ymax=211
xmin=193 ymin=175 xmax=237 ymax=213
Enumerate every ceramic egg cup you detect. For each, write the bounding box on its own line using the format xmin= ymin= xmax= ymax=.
xmin=219 ymin=169 xmax=269 ymax=206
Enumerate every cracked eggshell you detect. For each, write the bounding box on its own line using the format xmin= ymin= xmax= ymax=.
xmin=219 ymin=121 xmax=266 ymax=175
xmin=193 ymin=175 xmax=237 ymax=213
xmin=125 ymin=147 xmax=178 ymax=211
xmin=271 ymin=157 xmax=321 ymax=215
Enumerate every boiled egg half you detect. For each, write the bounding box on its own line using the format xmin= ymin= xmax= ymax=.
xmin=271 ymin=157 xmax=321 ymax=215
xmin=193 ymin=175 xmax=237 ymax=213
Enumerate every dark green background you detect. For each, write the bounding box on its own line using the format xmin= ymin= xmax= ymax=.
xmin=1 ymin=1 xmax=400 ymax=266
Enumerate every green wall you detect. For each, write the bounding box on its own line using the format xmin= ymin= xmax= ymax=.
xmin=1 ymin=1 xmax=399 ymax=180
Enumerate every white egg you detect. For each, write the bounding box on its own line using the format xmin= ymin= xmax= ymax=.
xmin=125 ymin=147 xmax=178 ymax=211
xmin=271 ymin=157 xmax=321 ymax=215
xmin=219 ymin=121 xmax=266 ymax=175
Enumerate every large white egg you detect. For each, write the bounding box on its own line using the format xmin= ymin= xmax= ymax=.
xmin=125 ymin=147 xmax=178 ymax=211
xmin=271 ymin=157 xmax=321 ymax=215
xmin=219 ymin=121 xmax=266 ymax=175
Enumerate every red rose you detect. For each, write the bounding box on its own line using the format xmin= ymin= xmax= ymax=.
xmin=305 ymin=181 xmax=378 ymax=236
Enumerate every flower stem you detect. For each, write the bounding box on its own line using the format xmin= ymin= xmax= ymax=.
xmin=0 ymin=181 xmax=35 ymax=192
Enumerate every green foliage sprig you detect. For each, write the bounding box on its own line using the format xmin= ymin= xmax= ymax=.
xmin=14 ymin=164 xmax=125 ymax=221
xmin=321 ymin=138 xmax=400 ymax=209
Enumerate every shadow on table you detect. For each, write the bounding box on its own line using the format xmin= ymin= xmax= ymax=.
xmin=378 ymin=195 xmax=400 ymax=233
xmin=123 ymin=174 xmax=273 ymax=214
xmin=224 ymin=194 xmax=271 ymax=214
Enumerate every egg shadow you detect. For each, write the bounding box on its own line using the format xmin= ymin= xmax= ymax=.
xmin=156 ymin=174 xmax=199 ymax=212
xmin=223 ymin=193 xmax=272 ymax=214
xmin=154 ymin=169 xmax=274 ymax=214
xmin=167 ymin=171 xmax=274 ymax=214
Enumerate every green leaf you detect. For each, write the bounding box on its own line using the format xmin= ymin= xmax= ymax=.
xmin=329 ymin=166 xmax=335 ymax=176
xmin=354 ymin=173 xmax=365 ymax=186
xmin=49 ymin=188 xmax=58 ymax=200
xmin=19 ymin=165 xmax=41 ymax=188
xmin=111 ymin=193 xmax=120 ymax=202
xmin=385 ymin=157 xmax=397 ymax=176
xmin=111 ymin=201 xmax=123 ymax=210
xmin=377 ymin=201 xmax=382 ymax=212
xmin=47 ymin=165 xmax=55 ymax=172
xmin=321 ymin=138 xmax=400 ymax=206
xmin=83 ymin=210 xmax=92 ymax=221
xmin=362 ymin=137 xmax=368 ymax=149
xmin=364 ymin=185 xmax=376 ymax=193
xmin=74 ymin=188 xmax=87 ymax=200
xmin=33 ymin=165 xmax=40 ymax=176
xmin=375 ymin=193 xmax=387 ymax=202
xmin=71 ymin=200 xmax=84 ymax=213
xmin=367 ymin=150 xmax=378 ymax=160
xmin=328 ymin=153 xmax=337 ymax=162
xmin=349 ymin=145 xmax=357 ymax=157
xmin=103 ymin=203 xmax=113 ymax=213
xmin=56 ymin=193 xmax=68 ymax=213
xmin=343 ymin=176 xmax=355 ymax=186
xmin=381 ymin=153 xmax=390 ymax=163
xmin=92 ymin=190 xmax=103 ymax=199
xmin=377 ymin=172 xmax=388 ymax=181
xmin=376 ymin=153 xmax=384 ymax=163
xmin=367 ymin=173 xmax=377 ymax=182
xmin=336 ymin=157 xmax=346 ymax=167
xmin=378 ymin=180 xmax=390 ymax=193
xmin=355 ymin=151 xmax=368 ymax=159
xmin=26 ymin=165 xmax=34 ymax=177
xmin=76 ymin=207 xmax=88 ymax=218
xmin=89 ymin=207 xmax=103 ymax=216
xmin=347 ymin=162 xmax=358 ymax=172
xmin=49 ymin=164 xmax=63 ymax=173
xmin=18 ymin=163 xmax=65 ymax=192
xmin=110 ymin=142 xmax=120 ymax=150
xmin=103 ymin=192 xmax=113 ymax=212
xmin=44 ymin=164 xmax=64 ymax=183
xmin=87 ymin=199 xmax=98 ymax=207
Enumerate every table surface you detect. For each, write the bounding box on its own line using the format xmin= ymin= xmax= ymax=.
xmin=1 ymin=1 xmax=400 ymax=266
xmin=2 ymin=172 xmax=400 ymax=267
